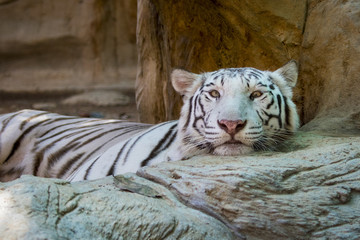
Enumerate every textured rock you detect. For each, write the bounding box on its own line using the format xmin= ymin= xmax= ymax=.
xmin=299 ymin=0 xmax=360 ymax=129
xmin=138 ymin=132 xmax=360 ymax=239
xmin=0 ymin=0 xmax=137 ymax=92
xmin=0 ymin=174 xmax=234 ymax=240
xmin=136 ymin=0 xmax=307 ymax=123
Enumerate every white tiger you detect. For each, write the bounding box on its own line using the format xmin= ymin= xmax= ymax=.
xmin=0 ymin=61 xmax=299 ymax=182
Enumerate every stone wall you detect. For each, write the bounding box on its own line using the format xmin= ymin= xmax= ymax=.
xmin=0 ymin=0 xmax=137 ymax=92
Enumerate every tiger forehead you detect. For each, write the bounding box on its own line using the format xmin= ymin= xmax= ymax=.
xmin=203 ymin=67 xmax=268 ymax=86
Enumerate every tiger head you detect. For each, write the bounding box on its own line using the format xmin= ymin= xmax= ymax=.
xmin=171 ymin=60 xmax=299 ymax=158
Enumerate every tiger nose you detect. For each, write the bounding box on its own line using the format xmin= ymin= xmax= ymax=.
xmin=218 ymin=119 xmax=247 ymax=135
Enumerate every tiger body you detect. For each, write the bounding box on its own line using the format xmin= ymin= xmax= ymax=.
xmin=0 ymin=61 xmax=299 ymax=182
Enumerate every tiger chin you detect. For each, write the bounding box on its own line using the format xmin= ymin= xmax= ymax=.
xmin=0 ymin=61 xmax=299 ymax=182
xmin=168 ymin=60 xmax=299 ymax=161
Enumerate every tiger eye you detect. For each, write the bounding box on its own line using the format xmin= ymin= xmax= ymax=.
xmin=209 ymin=90 xmax=220 ymax=98
xmin=250 ymin=90 xmax=263 ymax=100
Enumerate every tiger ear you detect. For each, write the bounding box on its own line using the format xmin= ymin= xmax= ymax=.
xmin=171 ymin=69 xmax=202 ymax=97
xmin=274 ymin=60 xmax=298 ymax=88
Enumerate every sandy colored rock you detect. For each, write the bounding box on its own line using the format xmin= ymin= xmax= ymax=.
xmin=136 ymin=0 xmax=306 ymax=123
xmin=299 ymin=0 xmax=360 ymax=129
xmin=0 ymin=174 xmax=234 ymax=240
xmin=0 ymin=0 xmax=137 ymax=92
xmin=138 ymin=132 xmax=360 ymax=239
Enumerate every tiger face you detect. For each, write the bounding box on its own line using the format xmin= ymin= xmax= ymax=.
xmin=171 ymin=61 xmax=299 ymax=158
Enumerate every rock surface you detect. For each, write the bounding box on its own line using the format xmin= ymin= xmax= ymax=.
xmin=139 ymin=131 xmax=360 ymax=239
xmin=0 ymin=0 xmax=137 ymax=92
xmin=0 ymin=174 xmax=234 ymax=240
xmin=299 ymin=0 xmax=360 ymax=129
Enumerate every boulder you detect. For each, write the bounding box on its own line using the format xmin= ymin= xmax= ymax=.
xmin=0 ymin=174 xmax=234 ymax=240
xmin=138 ymin=131 xmax=360 ymax=239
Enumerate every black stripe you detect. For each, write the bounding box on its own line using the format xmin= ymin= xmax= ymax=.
xmin=247 ymin=69 xmax=263 ymax=79
xmin=42 ymin=116 xmax=78 ymax=126
xmin=162 ymin=130 xmax=177 ymax=150
xmin=20 ymin=112 xmax=49 ymax=130
xmin=39 ymin=121 xmax=123 ymax=140
xmin=39 ymin=120 xmax=86 ymax=138
xmin=141 ymin=124 xmax=177 ymax=167
xmin=256 ymin=110 xmax=264 ymax=123
xmin=46 ymin=142 xmax=80 ymax=169
xmin=124 ymin=122 xmax=177 ymax=166
xmin=32 ymin=151 xmax=44 ymax=175
xmin=276 ymin=94 xmax=283 ymax=128
xmin=39 ymin=128 xmax=101 ymax=153
xmin=183 ymin=96 xmax=194 ymax=131
xmin=75 ymin=126 xmax=149 ymax=168
xmin=1 ymin=111 xmax=24 ymax=133
xmin=266 ymin=96 xmax=275 ymax=109
xmin=69 ymin=145 xmax=104 ymax=178
xmin=3 ymin=118 xmax=52 ymax=164
xmin=245 ymin=136 xmax=261 ymax=140
xmin=121 ymin=136 xmax=148 ymax=165
xmin=0 ymin=166 xmax=25 ymax=180
xmin=257 ymin=82 xmax=267 ymax=87
xmin=283 ymin=96 xmax=291 ymax=127
xmin=55 ymin=153 xmax=85 ymax=178
xmin=38 ymin=122 xmax=114 ymax=145
xmin=84 ymin=156 xmax=101 ymax=180
xmin=204 ymin=131 xmax=219 ymax=135
xmin=197 ymin=96 xmax=206 ymax=116
xmin=34 ymin=128 xmax=102 ymax=176
xmin=107 ymin=139 xmax=132 ymax=176
xmin=260 ymin=95 xmax=268 ymax=101
xmin=72 ymin=126 xmax=140 ymax=151
xmin=245 ymin=131 xmax=262 ymax=135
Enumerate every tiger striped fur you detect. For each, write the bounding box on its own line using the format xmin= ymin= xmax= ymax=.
xmin=0 ymin=61 xmax=299 ymax=182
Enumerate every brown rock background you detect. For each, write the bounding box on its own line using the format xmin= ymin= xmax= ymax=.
xmin=0 ymin=0 xmax=137 ymax=92
xmin=300 ymin=0 xmax=360 ymax=133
